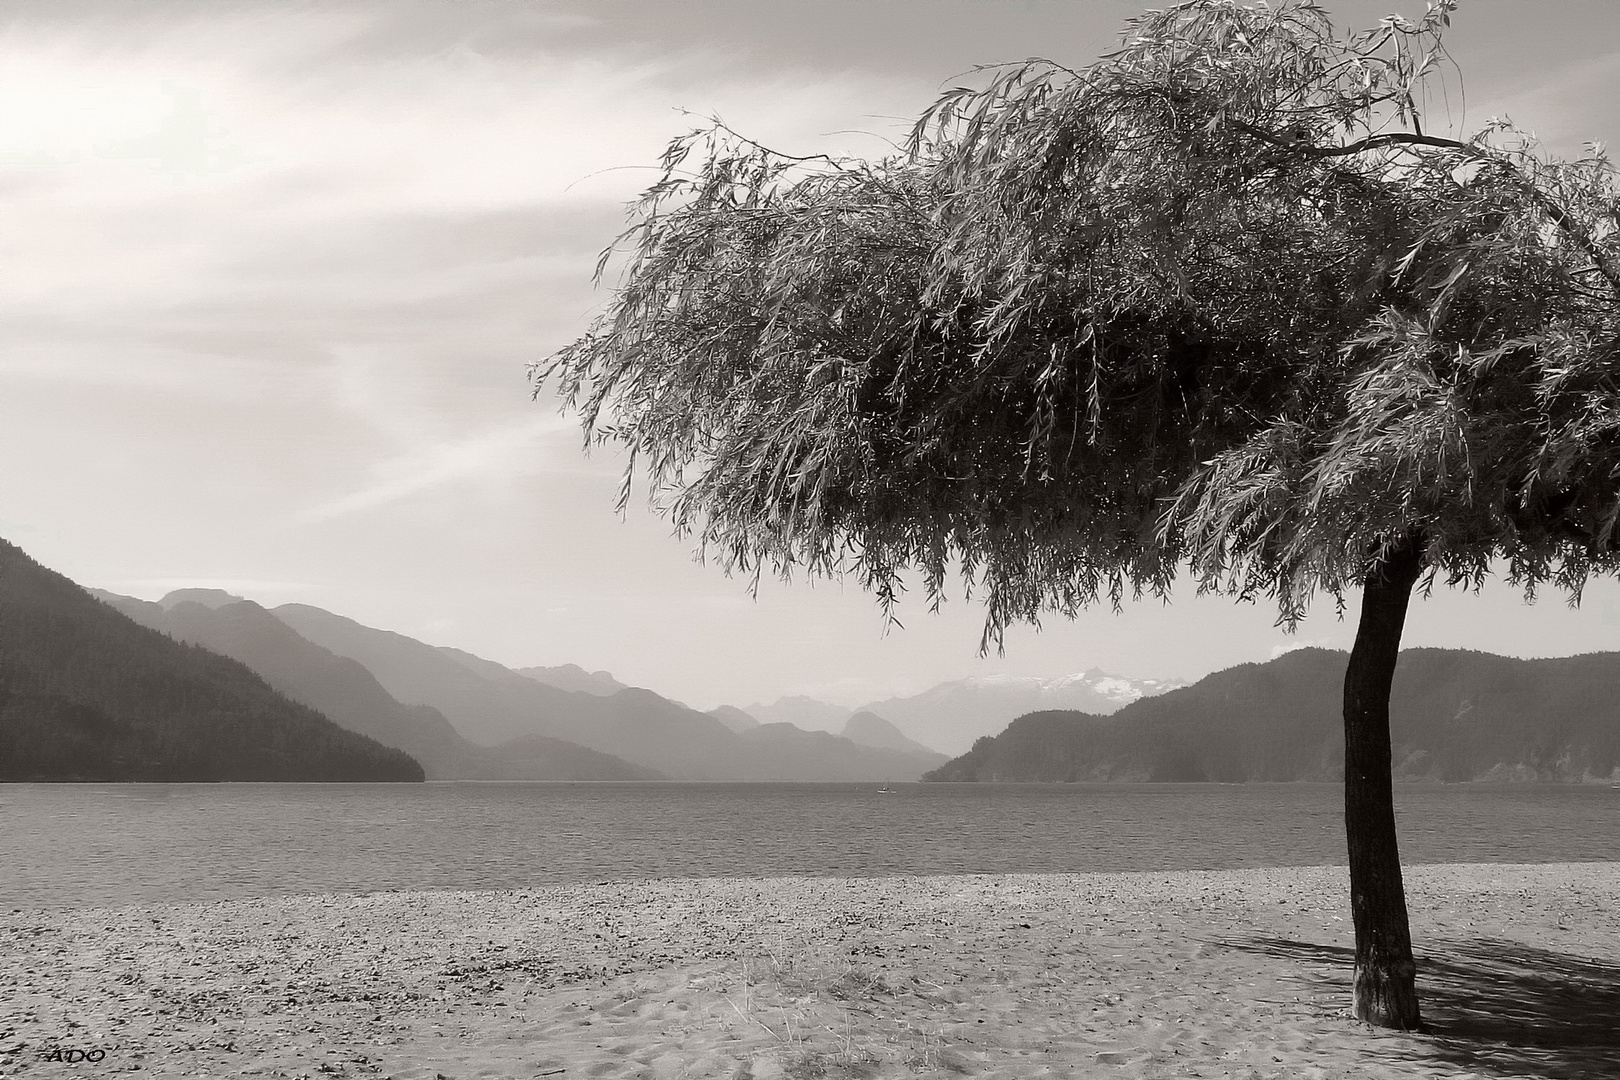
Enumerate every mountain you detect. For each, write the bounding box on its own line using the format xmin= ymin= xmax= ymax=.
xmin=96 ymin=592 xmax=655 ymax=781
xmin=708 ymin=705 xmax=761 ymax=733
xmin=859 ymin=669 xmax=1184 ymax=756
xmin=743 ymin=695 xmax=852 ymax=733
xmin=926 ymin=648 xmax=1620 ymax=783
xmin=443 ymin=732 xmax=660 ymax=781
xmin=737 ymin=723 xmax=948 ymax=781
xmin=273 ymin=604 xmax=733 ymax=773
xmin=271 ymin=603 xmax=939 ymax=780
xmin=100 ymin=594 xmax=464 ymax=766
xmin=516 ymin=663 xmax=628 ymax=696
xmin=275 ymin=603 xmax=580 ymax=746
xmin=0 ymin=539 xmax=422 ymax=782
xmin=443 ymin=649 xmax=632 ymax=698
xmin=841 ymin=710 xmax=946 ymax=759
xmin=730 ymin=670 xmax=1183 ymax=754
xmin=155 ymin=588 xmax=244 ymax=610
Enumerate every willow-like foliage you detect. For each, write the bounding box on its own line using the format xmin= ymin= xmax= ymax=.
xmin=538 ymin=0 xmax=1620 ymax=646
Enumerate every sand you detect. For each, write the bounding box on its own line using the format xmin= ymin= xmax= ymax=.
xmin=2 ymin=864 xmax=1617 ymax=1080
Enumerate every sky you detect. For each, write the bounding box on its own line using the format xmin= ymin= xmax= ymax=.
xmin=5 ymin=0 xmax=1620 ymax=710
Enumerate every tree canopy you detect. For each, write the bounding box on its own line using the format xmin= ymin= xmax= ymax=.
xmin=536 ymin=0 xmax=1620 ymax=1029
xmin=538 ymin=0 xmax=1620 ymax=646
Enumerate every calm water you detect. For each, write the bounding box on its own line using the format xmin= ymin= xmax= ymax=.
xmin=2 ymin=782 xmax=1616 ymax=910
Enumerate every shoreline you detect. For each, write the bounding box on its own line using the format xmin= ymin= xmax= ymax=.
xmin=4 ymin=864 xmax=1617 ymax=1078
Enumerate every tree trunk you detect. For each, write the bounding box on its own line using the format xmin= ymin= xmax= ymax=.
xmin=1343 ymin=529 xmax=1425 ymax=1029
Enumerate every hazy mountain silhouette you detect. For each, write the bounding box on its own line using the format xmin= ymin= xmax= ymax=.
xmin=709 ymin=705 xmax=761 ymax=733
xmin=271 ymin=602 xmax=943 ymax=780
xmin=516 ymin=663 xmax=628 ymax=696
xmin=155 ymin=588 xmax=245 ymax=610
xmin=445 ymin=731 xmax=661 ymax=781
xmin=734 ymin=671 xmax=1182 ymax=755
xmin=438 ymin=647 xmax=629 ymax=698
xmin=742 ymin=695 xmax=852 ymax=732
xmin=841 ymin=710 xmax=946 ymax=760
xmin=927 ymin=648 xmax=1620 ymax=783
xmin=861 ymin=670 xmax=1185 ymax=756
xmin=97 ymin=592 xmax=655 ymax=781
xmin=0 ymin=539 xmax=422 ymax=783
xmin=737 ymin=723 xmax=948 ymax=780
xmin=99 ymin=593 xmax=464 ymax=765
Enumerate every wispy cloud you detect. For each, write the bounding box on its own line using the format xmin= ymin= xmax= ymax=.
xmin=298 ymin=415 xmax=577 ymax=521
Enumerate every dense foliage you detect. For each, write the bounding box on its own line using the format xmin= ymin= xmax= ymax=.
xmin=0 ymin=539 xmax=424 ymax=782
xmin=540 ymin=1 xmax=1620 ymax=643
xmin=926 ymin=647 xmax=1620 ymax=783
xmin=537 ymin=0 xmax=1620 ymax=1028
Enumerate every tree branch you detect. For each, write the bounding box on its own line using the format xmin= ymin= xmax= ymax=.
xmin=1232 ymin=122 xmax=1620 ymax=297
xmin=688 ymin=112 xmax=852 ymax=169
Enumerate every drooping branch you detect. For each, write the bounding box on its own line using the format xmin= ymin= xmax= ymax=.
xmin=540 ymin=0 xmax=1620 ymax=641
xmin=1232 ymin=121 xmax=1620 ymax=297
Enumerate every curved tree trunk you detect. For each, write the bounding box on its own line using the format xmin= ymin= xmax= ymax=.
xmin=1343 ymin=529 xmax=1425 ymax=1029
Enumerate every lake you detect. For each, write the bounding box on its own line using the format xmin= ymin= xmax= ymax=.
xmin=3 ymin=781 xmax=1617 ymax=910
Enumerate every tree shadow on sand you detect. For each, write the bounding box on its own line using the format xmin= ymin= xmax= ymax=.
xmin=1226 ymin=937 xmax=1620 ymax=1080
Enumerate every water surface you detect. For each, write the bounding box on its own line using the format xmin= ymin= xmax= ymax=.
xmin=3 ymin=781 xmax=1615 ymax=909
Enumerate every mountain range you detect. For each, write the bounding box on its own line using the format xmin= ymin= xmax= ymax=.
xmin=83 ymin=580 xmax=947 ymax=782
xmin=94 ymin=591 xmax=657 ymax=781
xmin=19 ymin=534 xmax=1609 ymax=788
xmin=14 ymin=538 xmax=1176 ymax=779
xmin=0 ymin=540 xmax=421 ymax=782
xmin=743 ymin=669 xmax=1185 ymax=756
xmin=516 ymin=663 xmax=627 ymax=696
xmin=269 ymin=603 xmax=946 ymax=780
xmin=926 ymin=647 xmax=1620 ymax=784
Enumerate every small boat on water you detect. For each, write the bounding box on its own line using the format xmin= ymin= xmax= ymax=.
xmin=877 ymin=784 xmax=895 ymax=794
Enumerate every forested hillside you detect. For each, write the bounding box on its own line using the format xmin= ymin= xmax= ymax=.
xmin=0 ymin=539 xmax=423 ymax=782
xmin=927 ymin=648 xmax=1620 ymax=784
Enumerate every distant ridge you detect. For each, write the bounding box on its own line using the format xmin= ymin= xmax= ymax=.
xmin=737 ymin=723 xmax=949 ymax=780
xmin=97 ymin=592 xmax=657 ymax=781
xmin=270 ymin=603 xmax=945 ymax=781
xmin=857 ymin=669 xmax=1185 ymax=756
xmin=0 ymin=539 xmax=422 ymax=782
xmin=708 ymin=705 xmax=760 ymax=733
xmin=730 ymin=670 xmax=1183 ymax=755
xmin=742 ymin=695 xmax=852 ymax=733
xmin=156 ymin=588 xmax=243 ymax=611
xmin=926 ymin=648 xmax=1620 ymax=783
xmin=516 ymin=663 xmax=628 ymax=696
xmin=841 ymin=711 xmax=945 ymax=758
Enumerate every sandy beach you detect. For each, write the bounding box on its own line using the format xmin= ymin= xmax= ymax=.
xmin=3 ymin=863 xmax=1616 ymax=1079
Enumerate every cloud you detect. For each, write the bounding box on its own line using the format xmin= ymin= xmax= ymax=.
xmin=0 ymin=2 xmax=922 ymax=210
xmin=0 ymin=5 xmax=931 ymax=495
xmin=297 ymin=414 xmax=577 ymax=521
xmin=0 ymin=342 xmax=290 ymax=395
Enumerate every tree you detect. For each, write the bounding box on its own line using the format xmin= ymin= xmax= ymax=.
xmin=536 ymin=0 xmax=1620 ymax=1028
